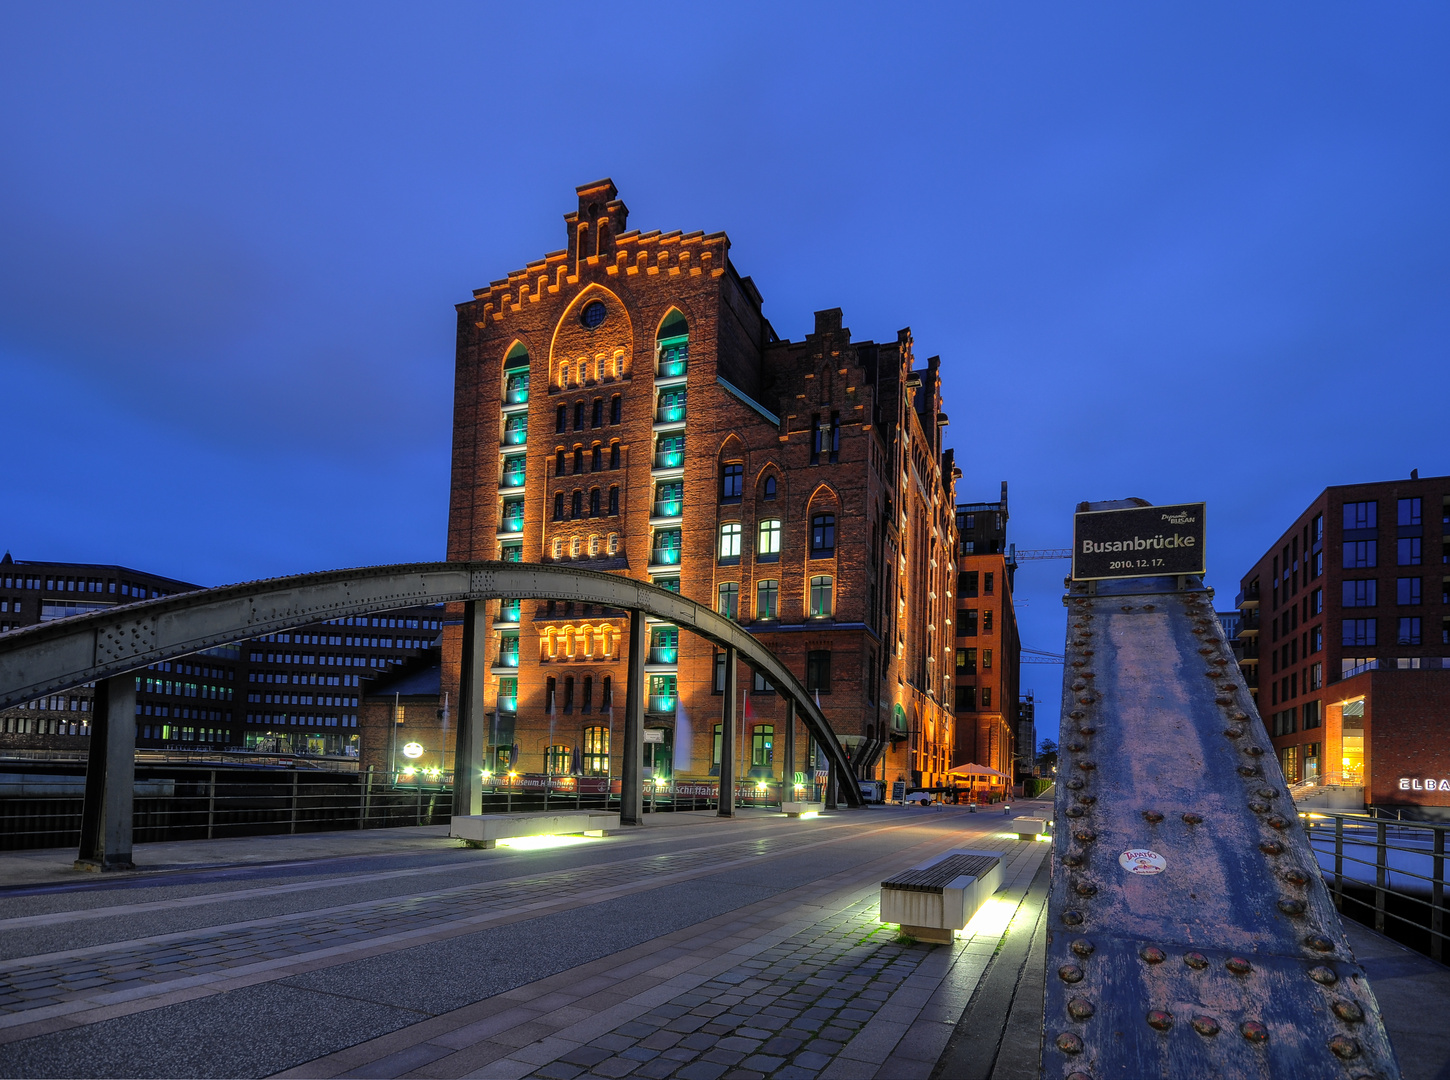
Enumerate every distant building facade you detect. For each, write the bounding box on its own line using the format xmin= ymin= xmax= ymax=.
xmin=0 ymin=553 xmax=441 ymax=761
xmin=951 ymin=485 xmax=1021 ymax=789
xmin=443 ymin=180 xmax=963 ymax=794
xmin=1236 ymin=473 xmax=1450 ymax=814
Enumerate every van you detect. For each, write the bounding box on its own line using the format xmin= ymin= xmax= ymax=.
xmin=857 ymin=779 xmax=886 ymax=804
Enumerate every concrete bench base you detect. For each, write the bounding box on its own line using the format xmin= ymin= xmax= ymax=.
xmin=782 ymin=801 xmax=824 ymax=817
xmin=880 ymin=849 xmax=1003 ymax=944
xmin=451 ymin=810 xmax=620 ymax=849
xmin=1013 ymin=816 xmax=1049 ymax=841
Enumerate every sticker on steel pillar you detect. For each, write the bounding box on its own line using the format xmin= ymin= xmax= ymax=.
xmin=1119 ymin=849 xmax=1167 ymax=875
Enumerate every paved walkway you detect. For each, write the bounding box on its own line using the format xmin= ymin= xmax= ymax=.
xmin=0 ymin=805 xmax=1049 ymax=1079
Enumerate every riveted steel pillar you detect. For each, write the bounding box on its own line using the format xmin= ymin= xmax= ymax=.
xmin=76 ymin=674 xmax=136 ymax=872
xmin=453 ymin=600 xmax=486 ymax=819
xmin=825 ymin=756 xmax=838 ymax=810
xmin=718 ymin=647 xmax=737 ymax=817
xmin=620 ymin=609 xmax=646 ymax=826
xmin=782 ymin=699 xmax=796 ymax=803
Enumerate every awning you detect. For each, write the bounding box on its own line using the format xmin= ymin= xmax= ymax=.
xmin=947 ymin=763 xmax=1011 ymax=779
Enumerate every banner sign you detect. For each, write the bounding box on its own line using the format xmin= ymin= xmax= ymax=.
xmin=1072 ymin=502 xmax=1206 ymax=581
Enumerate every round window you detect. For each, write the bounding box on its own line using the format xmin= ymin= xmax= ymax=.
xmin=580 ymin=300 xmax=607 ymax=330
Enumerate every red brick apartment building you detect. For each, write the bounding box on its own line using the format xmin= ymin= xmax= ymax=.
xmin=443 ymin=180 xmax=963 ymax=793
xmin=1235 ymin=472 xmax=1450 ymax=816
xmin=953 ymin=485 xmax=1021 ymax=791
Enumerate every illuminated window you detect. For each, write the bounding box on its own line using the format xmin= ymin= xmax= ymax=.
xmin=751 ymin=725 xmax=774 ymax=767
xmin=756 ymin=579 xmax=778 ymax=620
xmin=718 ymin=582 xmax=739 ymax=620
xmin=584 ymin=726 xmax=609 ymax=775
xmin=809 ymin=576 xmax=833 ymax=618
xmin=811 ymin=514 xmax=835 ymax=556
xmin=719 ymin=523 xmax=742 ymax=561
xmin=758 ymin=519 xmax=782 ymax=560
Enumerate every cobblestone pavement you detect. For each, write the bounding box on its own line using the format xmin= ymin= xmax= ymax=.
xmin=0 ymin=826 xmax=877 ymax=1022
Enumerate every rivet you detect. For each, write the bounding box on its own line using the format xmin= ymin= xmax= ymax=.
xmin=1070 ymin=938 xmax=1095 ymax=957
xmin=1074 ymin=880 xmax=1098 ymax=897
xmin=1249 ymin=800 xmax=1269 ymax=814
xmin=1067 ymin=740 xmax=1087 ymax=752
xmin=1067 ymin=997 xmax=1095 ymax=1020
xmin=1072 ymin=681 xmax=1087 ymax=692
xmin=1305 ymin=935 xmax=1335 ymax=953
xmin=1073 ymin=662 xmax=1088 ymax=670
xmin=1224 ymin=726 xmax=1244 ymax=738
xmin=1239 ymin=765 xmax=1262 ymax=777
xmin=1076 ymin=761 xmax=1097 ymax=771
xmin=1143 ymin=604 xmax=1155 ymax=611
xmin=1191 ymin=1015 xmax=1221 ymax=1037
xmin=1281 ymin=867 xmax=1309 ymax=886
xmin=1183 ymin=812 xmax=1204 ymax=825
xmin=1074 ymin=829 xmax=1097 ymax=843
xmin=1215 ymin=696 xmax=1234 ymax=706
xmin=1062 ymin=909 xmax=1085 ymax=926
xmin=1328 ymin=1035 xmax=1361 ymax=1059
xmin=1082 ymin=671 xmax=1095 ymax=679
xmin=1260 ymin=840 xmax=1284 ymax=855
xmin=1076 ymin=794 xmax=1098 ymax=805
xmin=1069 ymin=710 xmax=1085 ymax=720
xmin=1230 ymin=712 xmax=1248 ymax=723
xmin=1258 ymin=788 xmax=1278 ymax=799
xmin=1332 ymin=999 xmax=1365 ymax=1023
xmin=1198 ymin=646 xmax=1216 ymax=656
xmin=1078 ymin=725 xmax=1097 ymax=736
xmin=1077 ymin=696 xmax=1094 ymax=705
xmin=1067 ymin=806 xmax=1087 ymax=819
xmin=1066 ymin=778 xmax=1085 ymax=790
xmin=1278 ymin=899 xmax=1307 ymax=916
xmin=1243 ymin=745 xmax=1265 ymax=757
xmin=1309 ymin=968 xmax=1337 ymax=989
xmin=1267 ymin=815 xmax=1290 ymax=830
xmin=1062 ymin=853 xmax=1086 ymax=868
xmin=1226 ymin=957 xmax=1253 ymax=975
xmin=1140 ymin=946 xmax=1167 ymax=964
xmin=1147 ymin=1009 xmax=1174 ymax=1031
xmin=1184 ymin=952 xmax=1209 ymax=970
xmin=1241 ymin=1021 xmax=1269 ymax=1043
xmin=1121 ymin=605 xmax=1133 ymax=612
xmin=1056 ymin=1032 xmax=1084 ymax=1054
xmin=1059 ymin=963 xmax=1085 ymax=983
xmin=1143 ymin=811 xmax=1164 ymax=823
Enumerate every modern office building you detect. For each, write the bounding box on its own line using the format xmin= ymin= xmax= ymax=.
xmin=442 ymin=179 xmax=962 ymax=793
xmin=0 ymin=553 xmax=442 ymax=759
xmin=952 ymin=485 xmax=1021 ymax=790
xmin=1235 ymin=472 xmax=1450 ymax=815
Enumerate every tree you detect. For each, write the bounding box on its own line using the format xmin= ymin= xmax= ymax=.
xmin=1036 ymin=738 xmax=1058 ymax=773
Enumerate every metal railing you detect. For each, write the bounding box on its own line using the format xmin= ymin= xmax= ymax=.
xmin=1305 ymin=811 xmax=1448 ymax=963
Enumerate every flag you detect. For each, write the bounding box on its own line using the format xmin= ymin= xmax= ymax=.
xmin=673 ymin=695 xmax=692 ymax=774
xmin=547 ymin=686 xmax=556 ymax=775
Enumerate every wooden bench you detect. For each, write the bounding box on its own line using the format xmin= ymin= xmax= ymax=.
xmin=781 ymin=801 xmax=825 ymax=818
xmin=1012 ymin=816 xmax=1050 ymax=841
xmin=451 ymin=810 xmax=620 ymax=849
xmin=879 ymin=849 xmax=1003 ymax=944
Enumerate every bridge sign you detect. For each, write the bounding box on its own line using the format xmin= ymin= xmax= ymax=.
xmin=1073 ymin=502 xmax=1206 ymax=581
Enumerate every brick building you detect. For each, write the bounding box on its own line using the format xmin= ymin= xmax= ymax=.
xmin=0 ymin=553 xmax=441 ymax=761
xmin=1235 ymin=472 xmax=1450 ymax=814
xmin=952 ymin=485 xmax=1021 ymax=791
xmin=443 ymin=180 xmax=962 ymax=794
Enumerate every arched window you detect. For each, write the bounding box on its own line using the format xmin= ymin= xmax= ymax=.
xmin=763 ymin=476 xmax=777 ymax=500
xmin=757 ymin=519 xmax=782 ymax=560
xmin=610 ymin=442 xmax=621 ymax=469
xmin=584 ymin=725 xmax=608 ymax=775
xmin=553 ymin=493 xmax=565 ymax=521
xmin=610 ymin=395 xmax=622 ymax=424
xmin=570 ymin=536 xmax=582 ymax=558
xmin=592 ymin=445 xmax=603 ymax=471
xmin=574 ymin=401 xmax=585 ymax=430
xmin=608 ymin=486 xmax=619 ymax=515
xmin=572 ymin=491 xmax=583 ymax=518
xmin=719 ymin=523 xmax=742 ymax=562
xmin=590 ymin=488 xmax=601 ymax=517
xmin=657 ymin=310 xmax=689 ymax=377
xmin=503 ymin=345 xmax=529 ymax=404
xmin=607 ymin=532 xmax=619 ymax=554
xmin=582 ymin=675 xmax=593 ymax=714
xmin=588 ymin=533 xmax=600 ymax=556
xmin=556 ymin=449 xmax=566 ymax=476
xmin=592 ymin=399 xmax=603 ymax=427
xmin=552 ymin=538 xmax=563 ymax=559
xmin=574 ymin=447 xmax=584 ymax=474
xmin=810 ymin=575 xmax=833 ymax=617
xmin=555 ymin=405 xmax=566 ymax=433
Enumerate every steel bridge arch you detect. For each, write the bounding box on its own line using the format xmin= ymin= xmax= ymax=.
xmin=0 ymin=559 xmax=861 ymax=806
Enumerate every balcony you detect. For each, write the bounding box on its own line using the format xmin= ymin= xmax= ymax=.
xmin=657 ymin=341 xmax=688 ymax=381
xmin=1241 ymin=665 xmax=1258 ymax=689
xmin=504 ymin=373 xmax=529 ymax=406
xmin=1237 ymin=609 xmax=1259 ymax=636
xmin=647 ymin=695 xmax=677 ymax=714
xmin=501 ymin=418 xmax=528 ymax=447
xmin=494 ymin=652 xmax=519 ymax=670
xmin=496 ymin=695 xmax=518 ymax=712
xmin=655 ymin=404 xmax=686 ymax=426
xmin=498 ymin=600 xmax=521 ymax=624
xmin=499 ymin=509 xmax=524 ymax=535
xmin=1236 ymin=581 xmax=1260 ymax=609
xmin=648 ymin=645 xmax=679 ymax=665
xmin=500 ymin=461 xmax=526 ymax=490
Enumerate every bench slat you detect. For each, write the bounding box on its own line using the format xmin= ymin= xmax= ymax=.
xmin=882 ymin=854 xmax=999 ymax=892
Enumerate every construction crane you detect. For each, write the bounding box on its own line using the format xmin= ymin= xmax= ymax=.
xmin=1010 ymin=545 xmax=1071 ymax=561
xmin=1021 ymin=646 xmax=1064 ymax=665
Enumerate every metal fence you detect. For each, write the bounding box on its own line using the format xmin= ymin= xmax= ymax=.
xmin=0 ymin=768 xmax=801 ymax=851
xmin=1305 ymin=811 xmax=1448 ymax=963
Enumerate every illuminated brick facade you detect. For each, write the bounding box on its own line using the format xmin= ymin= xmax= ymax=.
xmin=444 ymin=180 xmax=962 ymax=792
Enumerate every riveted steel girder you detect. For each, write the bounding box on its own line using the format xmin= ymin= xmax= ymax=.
xmin=0 ymin=561 xmax=861 ymax=807
xmin=1043 ymin=556 xmax=1398 ymax=1076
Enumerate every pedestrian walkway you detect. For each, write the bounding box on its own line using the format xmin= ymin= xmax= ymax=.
xmin=0 ymin=804 xmax=1047 ymax=1079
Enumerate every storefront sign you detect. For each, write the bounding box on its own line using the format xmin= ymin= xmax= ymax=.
xmin=1073 ymin=503 xmax=1206 ymax=581
xmin=1399 ymin=777 xmax=1450 ymax=791
xmin=401 ymin=742 xmax=424 ymax=759
xmin=644 ymin=729 xmax=665 ymax=743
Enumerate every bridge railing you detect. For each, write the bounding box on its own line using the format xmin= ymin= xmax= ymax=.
xmin=1305 ymin=811 xmax=1448 ymax=964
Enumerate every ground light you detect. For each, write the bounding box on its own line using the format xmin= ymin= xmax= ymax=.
xmin=795 ymin=811 xmax=820 ymax=819
xmin=495 ymin=834 xmax=598 ymax=851
xmin=961 ymin=896 xmax=1017 ymax=938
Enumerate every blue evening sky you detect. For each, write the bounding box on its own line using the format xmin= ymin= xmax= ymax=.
xmin=2 ymin=4 xmax=1447 ymax=689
